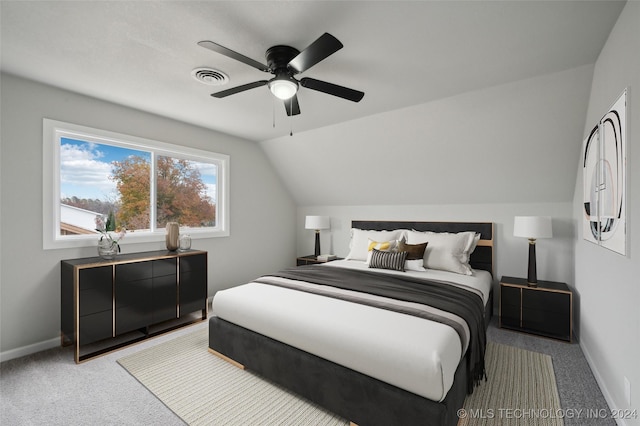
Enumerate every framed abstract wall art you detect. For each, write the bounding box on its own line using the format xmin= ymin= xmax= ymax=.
xmin=582 ymin=89 xmax=627 ymax=255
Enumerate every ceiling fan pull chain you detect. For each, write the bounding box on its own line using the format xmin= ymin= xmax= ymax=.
xmin=273 ymin=98 xmax=276 ymax=128
xmin=290 ymin=99 xmax=294 ymax=136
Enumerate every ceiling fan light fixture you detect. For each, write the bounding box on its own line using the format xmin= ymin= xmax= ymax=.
xmin=268 ymin=77 xmax=298 ymax=100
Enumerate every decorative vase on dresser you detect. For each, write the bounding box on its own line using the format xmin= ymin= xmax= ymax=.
xmin=97 ymin=239 xmax=118 ymax=260
xmin=166 ymin=222 xmax=179 ymax=251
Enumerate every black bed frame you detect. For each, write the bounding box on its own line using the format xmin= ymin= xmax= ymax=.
xmin=209 ymin=221 xmax=494 ymax=426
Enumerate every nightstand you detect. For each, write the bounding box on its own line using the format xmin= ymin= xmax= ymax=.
xmin=296 ymin=255 xmax=343 ymax=266
xmin=499 ymin=276 xmax=572 ymax=342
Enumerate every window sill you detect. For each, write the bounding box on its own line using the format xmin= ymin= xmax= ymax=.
xmin=43 ymin=228 xmax=229 ymax=250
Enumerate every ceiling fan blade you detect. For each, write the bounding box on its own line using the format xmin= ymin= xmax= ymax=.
xmin=288 ymin=33 xmax=343 ymax=74
xmin=211 ymin=80 xmax=268 ymax=98
xmin=198 ymin=40 xmax=269 ymax=72
xmin=284 ymin=95 xmax=301 ymax=116
xmin=300 ymin=77 xmax=364 ymax=102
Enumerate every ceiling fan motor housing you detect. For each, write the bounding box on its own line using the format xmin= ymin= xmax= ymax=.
xmin=266 ymin=45 xmax=300 ymax=75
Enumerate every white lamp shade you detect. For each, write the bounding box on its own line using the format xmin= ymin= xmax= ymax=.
xmin=305 ymin=215 xmax=330 ymax=230
xmin=514 ymin=216 xmax=553 ymax=239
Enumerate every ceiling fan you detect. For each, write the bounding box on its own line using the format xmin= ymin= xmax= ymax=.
xmin=197 ymin=33 xmax=364 ymax=116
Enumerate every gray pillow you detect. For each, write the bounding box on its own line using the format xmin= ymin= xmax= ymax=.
xmin=368 ymin=249 xmax=408 ymax=272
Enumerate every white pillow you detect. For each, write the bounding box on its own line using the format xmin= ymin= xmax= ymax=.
xmin=405 ymin=230 xmax=478 ymax=275
xmin=346 ymin=229 xmax=404 ymax=261
xmin=404 ymin=259 xmax=427 ymax=272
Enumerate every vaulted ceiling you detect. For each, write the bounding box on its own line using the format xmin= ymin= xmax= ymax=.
xmin=0 ymin=1 xmax=625 ymax=142
xmin=1 ymin=1 xmax=627 ymax=207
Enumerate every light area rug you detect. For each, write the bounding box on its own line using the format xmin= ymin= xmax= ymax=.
xmin=118 ymin=329 xmax=562 ymax=426
xmin=118 ymin=328 xmax=346 ymax=425
xmin=460 ymin=342 xmax=563 ymax=426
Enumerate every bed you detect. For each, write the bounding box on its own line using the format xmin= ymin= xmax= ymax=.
xmin=209 ymin=221 xmax=494 ymax=426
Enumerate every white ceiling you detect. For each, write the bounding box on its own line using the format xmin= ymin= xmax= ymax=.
xmin=0 ymin=1 xmax=625 ymax=142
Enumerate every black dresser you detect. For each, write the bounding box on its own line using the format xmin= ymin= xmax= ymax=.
xmin=61 ymin=250 xmax=207 ymax=362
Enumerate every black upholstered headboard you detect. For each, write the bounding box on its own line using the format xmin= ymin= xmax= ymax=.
xmin=351 ymin=220 xmax=494 ymax=276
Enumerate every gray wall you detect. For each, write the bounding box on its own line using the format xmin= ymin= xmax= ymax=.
xmin=0 ymin=73 xmax=296 ymax=359
xmin=573 ymin=2 xmax=640 ymax=424
xmin=260 ymin=65 xmax=594 ymax=206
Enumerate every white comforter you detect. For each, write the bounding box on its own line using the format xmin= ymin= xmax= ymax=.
xmin=211 ymin=260 xmax=492 ymax=402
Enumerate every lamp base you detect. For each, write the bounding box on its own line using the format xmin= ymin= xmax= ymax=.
xmin=527 ymin=239 xmax=537 ymax=286
xmin=314 ymin=230 xmax=321 ymax=257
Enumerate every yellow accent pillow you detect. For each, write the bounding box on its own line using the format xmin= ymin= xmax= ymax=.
xmin=367 ymin=239 xmax=397 ymax=252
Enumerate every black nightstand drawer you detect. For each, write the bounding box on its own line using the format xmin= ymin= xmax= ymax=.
xmin=523 ymin=289 xmax=570 ymax=314
xmin=522 ymin=308 xmax=571 ymax=340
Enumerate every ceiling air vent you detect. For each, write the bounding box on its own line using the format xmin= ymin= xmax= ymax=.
xmin=191 ymin=67 xmax=229 ymax=86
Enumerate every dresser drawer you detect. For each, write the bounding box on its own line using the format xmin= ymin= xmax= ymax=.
xmin=78 ymin=267 xmax=112 ymax=316
xmin=153 ymin=258 xmax=176 ymax=277
xmin=116 ymin=261 xmax=153 ymax=281
xmin=78 ymin=266 xmax=112 ymax=291
xmin=79 ymin=311 xmax=112 ymax=345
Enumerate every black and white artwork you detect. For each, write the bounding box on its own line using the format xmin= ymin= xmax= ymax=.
xmin=582 ymin=89 xmax=627 ymax=255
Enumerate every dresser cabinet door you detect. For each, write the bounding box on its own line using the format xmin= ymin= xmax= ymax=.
xmin=179 ymin=254 xmax=207 ymax=316
xmin=78 ymin=266 xmax=113 ymax=345
xmin=152 ymin=259 xmax=178 ymax=323
xmin=115 ymin=261 xmax=153 ymax=335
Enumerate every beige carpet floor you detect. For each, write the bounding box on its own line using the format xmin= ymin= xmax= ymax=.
xmin=118 ymin=329 xmax=562 ymax=426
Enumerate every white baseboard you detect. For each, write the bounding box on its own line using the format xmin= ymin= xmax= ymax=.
xmin=0 ymin=337 xmax=60 ymax=363
xmin=580 ymin=340 xmax=628 ymax=426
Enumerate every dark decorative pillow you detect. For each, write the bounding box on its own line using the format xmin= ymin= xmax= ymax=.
xmin=398 ymin=241 xmax=428 ymax=260
xmin=368 ymin=249 xmax=408 ymax=272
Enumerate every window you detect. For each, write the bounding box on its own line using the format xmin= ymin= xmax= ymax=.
xmin=43 ymin=119 xmax=229 ymax=249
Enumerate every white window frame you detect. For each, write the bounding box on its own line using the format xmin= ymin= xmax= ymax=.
xmin=43 ymin=119 xmax=230 ymax=250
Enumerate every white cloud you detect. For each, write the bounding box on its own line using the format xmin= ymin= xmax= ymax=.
xmin=193 ymin=161 xmax=217 ymax=178
xmin=60 ymin=143 xmax=116 ymax=198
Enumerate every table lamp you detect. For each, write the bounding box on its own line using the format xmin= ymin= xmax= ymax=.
xmin=513 ymin=216 xmax=552 ymax=286
xmin=305 ymin=216 xmax=330 ymax=257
